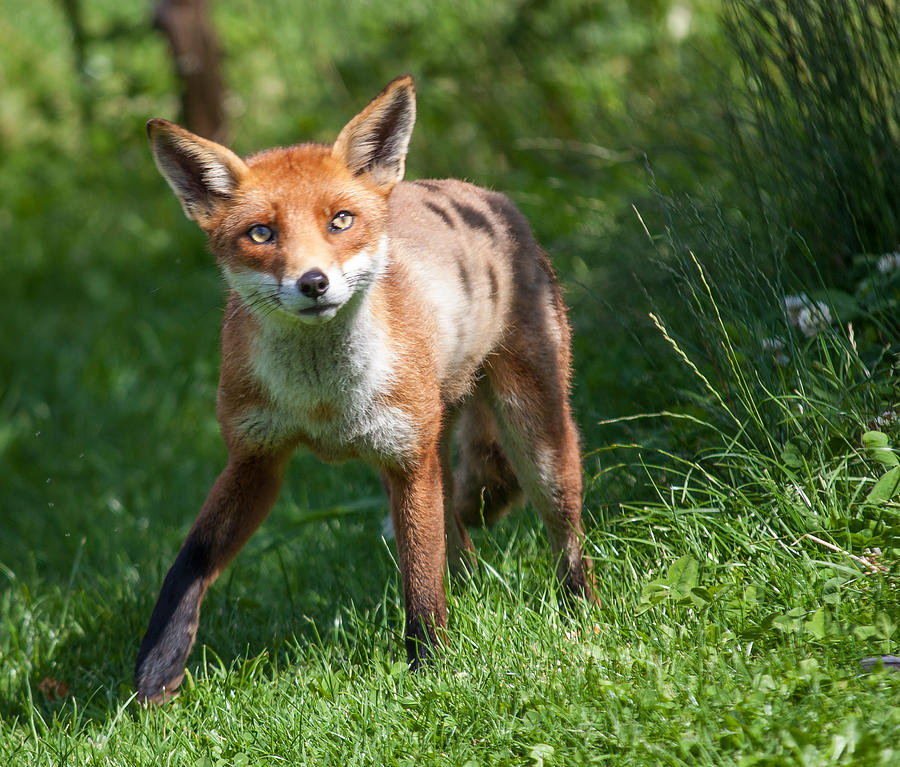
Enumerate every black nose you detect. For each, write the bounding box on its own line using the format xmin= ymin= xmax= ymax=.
xmin=298 ymin=269 xmax=329 ymax=298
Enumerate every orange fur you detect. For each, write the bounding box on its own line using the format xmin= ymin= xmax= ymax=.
xmin=135 ymin=76 xmax=592 ymax=704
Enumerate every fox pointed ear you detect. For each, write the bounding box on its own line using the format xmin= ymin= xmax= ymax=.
xmin=147 ymin=119 xmax=248 ymax=226
xmin=331 ymin=75 xmax=416 ymax=191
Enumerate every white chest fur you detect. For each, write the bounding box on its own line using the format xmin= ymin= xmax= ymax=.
xmin=237 ymin=297 xmax=416 ymax=464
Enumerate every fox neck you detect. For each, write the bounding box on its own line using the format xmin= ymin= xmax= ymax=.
xmin=253 ymin=281 xmax=384 ymax=367
xmin=243 ymin=243 xmax=398 ymax=420
xmin=242 ymin=274 xmax=412 ymax=462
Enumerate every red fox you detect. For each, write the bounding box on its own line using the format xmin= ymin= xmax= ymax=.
xmin=136 ymin=76 xmax=592 ymax=703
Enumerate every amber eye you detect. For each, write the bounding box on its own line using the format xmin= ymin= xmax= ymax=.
xmin=247 ymin=224 xmax=275 ymax=244
xmin=328 ymin=211 xmax=354 ymax=233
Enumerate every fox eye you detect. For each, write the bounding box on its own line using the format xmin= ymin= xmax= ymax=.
xmin=247 ymin=224 xmax=275 ymax=244
xmin=328 ymin=211 xmax=354 ymax=233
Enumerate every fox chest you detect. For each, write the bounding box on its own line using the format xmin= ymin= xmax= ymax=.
xmin=236 ymin=326 xmax=416 ymax=464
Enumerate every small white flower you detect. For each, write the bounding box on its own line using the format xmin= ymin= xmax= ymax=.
xmin=784 ymin=294 xmax=806 ymax=306
xmin=784 ymin=294 xmax=831 ymax=337
xmin=784 ymin=294 xmax=808 ymax=326
xmin=877 ymin=250 xmax=900 ymax=274
xmin=797 ymin=303 xmax=832 ymax=337
xmin=874 ymin=410 xmax=898 ymax=428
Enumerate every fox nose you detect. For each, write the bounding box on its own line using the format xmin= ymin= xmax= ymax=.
xmin=298 ymin=269 xmax=329 ymax=298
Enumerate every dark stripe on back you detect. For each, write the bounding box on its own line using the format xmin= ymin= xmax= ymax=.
xmin=424 ymin=201 xmax=455 ymax=228
xmin=483 ymin=195 xmax=519 ymax=241
xmin=450 ymin=201 xmax=495 ymax=239
xmin=487 ymin=263 xmax=499 ymax=302
xmin=413 ymin=180 xmax=444 ymax=192
xmin=456 ymin=258 xmax=472 ymax=293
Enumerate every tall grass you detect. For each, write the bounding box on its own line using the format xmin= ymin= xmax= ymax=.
xmin=598 ymin=0 xmax=900 ymax=704
xmin=639 ymin=0 xmax=900 ymax=463
xmin=722 ymin=0 xmax=900 ymax=278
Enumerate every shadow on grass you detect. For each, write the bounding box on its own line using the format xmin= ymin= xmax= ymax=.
xmin=0 ymin=504 xmax=397 ymax=727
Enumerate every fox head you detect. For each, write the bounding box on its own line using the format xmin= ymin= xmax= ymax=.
xmin=147 ymin=76 xmax=416 ymax=324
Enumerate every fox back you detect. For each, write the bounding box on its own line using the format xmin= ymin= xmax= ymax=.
xmin=136 ymin=76 xmax=592 ymax=704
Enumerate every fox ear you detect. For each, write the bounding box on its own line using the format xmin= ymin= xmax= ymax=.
xmin=147 ymin=119 xmax=248 ymax=226
xmin=331 ymin=75 xmax=416 ymax=192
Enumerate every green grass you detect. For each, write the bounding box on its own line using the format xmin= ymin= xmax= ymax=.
xmin=721 ymin=0 xmax=900 ymax=275
xmin=4 ymin=498 xmax=900 ymax=765
xmin=3 ymin=0 xmax=900 ymax=764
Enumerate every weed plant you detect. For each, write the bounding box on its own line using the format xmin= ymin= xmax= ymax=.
xmin=722 ymin=0 xmax=900 ymax=278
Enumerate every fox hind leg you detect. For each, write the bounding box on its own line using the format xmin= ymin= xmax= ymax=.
xmin=452 ymin=387 xmax=523 ymax=529
xmin=439 ymin=409 xmax=477 ymax=574
xmin=481 ymin=303 xmax=592 ymax=602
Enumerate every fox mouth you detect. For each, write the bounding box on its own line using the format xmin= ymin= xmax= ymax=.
xmin=298 ymin=303 xmax=340 ymax=316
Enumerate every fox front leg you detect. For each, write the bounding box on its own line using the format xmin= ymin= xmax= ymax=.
xmin=135 ymin=452 xmax=287 ymax=703
xmin=382 ymin=447 xmax=448 ymax=667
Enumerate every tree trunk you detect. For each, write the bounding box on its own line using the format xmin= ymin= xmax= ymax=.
xmin=153 ymin=0 xmax=227 ymax=142
xmin=58 ymin=0 xmax=93 ymax=124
